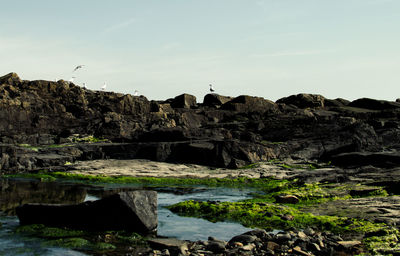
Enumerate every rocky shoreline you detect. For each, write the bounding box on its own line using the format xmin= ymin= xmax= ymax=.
xmin=147 ymin=228 xmax=365 ymax=256
xmin=2 ymin=72 xmax=400 ymax=255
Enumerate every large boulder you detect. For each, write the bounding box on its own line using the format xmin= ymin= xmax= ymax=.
xmin=203 ymin=93 xmax=233 ymax=107
xmin=276 ymin=93 xmax=325 ymax=108
xmin=170 ymin=93 xmax=197 ymax=109
xmin=16 ymin=191 xmax=158 ymax=233
xmin=221 ymin=95 xmax=277 ymax=113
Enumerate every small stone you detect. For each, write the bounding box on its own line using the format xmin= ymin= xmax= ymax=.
xmin=293 ymin=246 xmax=311 ymax=256
xmin=206 ymin=241 xmax=226 ymax=253
xmin=266 ymin=241 xmax=280 ymax=251
xmin=275 ymin=232 xmax=291 ymax=241
xmin=304 ymin=227 xmax=315 ymax=236
xmin=228 ymin=234 xmax=257 ymax=245
xmin=297 ymin=231 xmax=307 ymax=239
xmin=161 ymin=249 xmax=170 ymax=256
xmin=309 ymin=242 xmax=321 ymax=251
xmin=337 ymin=240 xmax=361 ymax=248
xmin=233 ymin=242 xmax=243 ymax=247
xmin=241 ymin=243 xmax=256 ymax=251
xmin=275 ymin=194 xmax=300 ymax=204
xmin=281 ymin=214 xmax=294 ymax=221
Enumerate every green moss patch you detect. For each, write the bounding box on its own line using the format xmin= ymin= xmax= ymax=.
xmin=16 ymin=224 xmax=85 ymax=238
xmin=167 ymin=200 xmax=385 ymax=234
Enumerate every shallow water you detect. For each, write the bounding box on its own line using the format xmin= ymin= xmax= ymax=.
xmin=0 ymin=178 xmax=256 ymax=254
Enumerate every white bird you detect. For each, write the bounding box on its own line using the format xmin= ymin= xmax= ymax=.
xmin=82 ymin=82 xmax=87 ymax=89
xmin=73 ymin=65 xmax=85 ymax=72
xmin=68 ymin=76 xmax=76 ymax=83
xmin=133 ymin=90 xmax=139 ymax=96
xmin=101 ymin=82 xmax=107 ymax=91
xmin=209 ymin=84 xmax=215 ymax=92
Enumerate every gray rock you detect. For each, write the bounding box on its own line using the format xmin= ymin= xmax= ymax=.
xmin=203 ymin=93 xmax=233 ymax=107
xmin=229 ymin=234 xmax=258 ymax=245
xmin=276 ymin=93 xmax=325 ymax=108
xmin=16 ymin=191 xmax=158 ymax=233
xmin=147 ymin=238 xmax=189 ymax=256
xmin=170 ymin=93 xmax=197 ymax=109
xmin=206 ymin=241 xmax=226 ymax=253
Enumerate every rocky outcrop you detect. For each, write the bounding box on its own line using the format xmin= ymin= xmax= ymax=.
xmin=276 ymin=93 xmax=325 ymax=108
xmin=203 ymin=93 xmax=233 ymax=107
xmin=16 ymin=191 xmax=158 ymax=233
xmin=1 ymin=72 xmax=400 ymax=171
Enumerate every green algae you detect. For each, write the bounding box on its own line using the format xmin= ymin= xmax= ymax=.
xmin=167 ymin=200 xmax=385 ymax=234
xmin=44 ymin=237 xmax=91 ymax=249
xmin=6 ymin=172 xmax=289 ymax=189
xmin=362 ymin=228 xmax=400 ymax=255
xmin=16 ymin=224 xmax=85 ymax=238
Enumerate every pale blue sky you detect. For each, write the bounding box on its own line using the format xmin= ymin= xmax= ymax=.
xmin=1 ymin=0 xmax=399 ymax=101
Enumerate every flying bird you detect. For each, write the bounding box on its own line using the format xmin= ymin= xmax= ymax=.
xmin=101 ymin=82 xmax=107 ymax=91
xmin=209 ymin=84 xmax=215 ymax=92
xmin=73 ymin=65 xmax=85 ymax=72
xmin=133 ymin=90 xmax=139 ymax=96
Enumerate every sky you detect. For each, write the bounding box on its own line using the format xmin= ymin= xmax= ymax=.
xmin=1 ymin=0 xmax=399 ymax=102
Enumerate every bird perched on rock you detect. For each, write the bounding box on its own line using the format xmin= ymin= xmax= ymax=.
xmin=73 ymin=65 xmax=85 ymax=72
xmin=209 ymin=84 xmax=215 ymax=92
xmin=133 ymin=90 xmax=139 ymax=96
xmin=101 ymin=82 xmax=107 ymax=91
xmin=82 ymin=82 xmax=87 ymax=89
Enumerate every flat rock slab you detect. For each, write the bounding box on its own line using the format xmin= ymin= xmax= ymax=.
xmin=16 ymin=190 xmax=157 ymax=233
xmin=303 ymin=195 xmax=400 ymax=226
xmin=147 ymin=238 xmax=189 ymax=255
xmin=69 ymin=159 xmax=265 ymax=179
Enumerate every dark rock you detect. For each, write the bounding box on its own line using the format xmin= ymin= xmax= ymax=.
xmin=331 ymin=151 xmax=400 ymax=168
xmin=170 ymin=93 xmax=197 ymax=109
xmin=349 ymin=98 xmax=400 ymax=110
xmin=275 ymin=194 xmax=300 ymax=204
xmin=324 ymin=98 xmax=350 ymax=107
xmin=203 ymin=93 xmax=233 ymax=107
xmin=228 ymin=234 xmax=258 ymax=245
xmin=16 ymin=191 xmax=157 ymax=233
xmin=221 ymin=95 xmax=277 ymax=113
xmin=276 ymin=93 xmax=325 ymax=108
xmin=206 ymin=241 xmax=227 ymax=253
xmin=275 ymin=232 xmax=291 ymax=241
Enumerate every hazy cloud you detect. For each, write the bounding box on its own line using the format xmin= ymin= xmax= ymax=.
xmin=251 ymin=49 xmax=333 ymax=58
xmin=103 ymin=18 xmax=136 ymax=33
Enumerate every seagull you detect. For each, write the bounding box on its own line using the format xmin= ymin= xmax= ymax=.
xmin=209 ymin=84 xmax=215 ymax=92
xmin=82 ymin=82 xmax=87 ymax=89
xmin=73 ymin=65 xmax=85 ymax=72
xmin=133 ymin=90 xmax=139 ymax=96
xmin=68 ymin=76 xmax=76 ymax=83
xmin=101 ymin=82 xmax=107 ymax=91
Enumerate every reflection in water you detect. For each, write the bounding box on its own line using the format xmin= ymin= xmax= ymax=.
xmin=0 ymin=178 xmax=87 ymax=215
